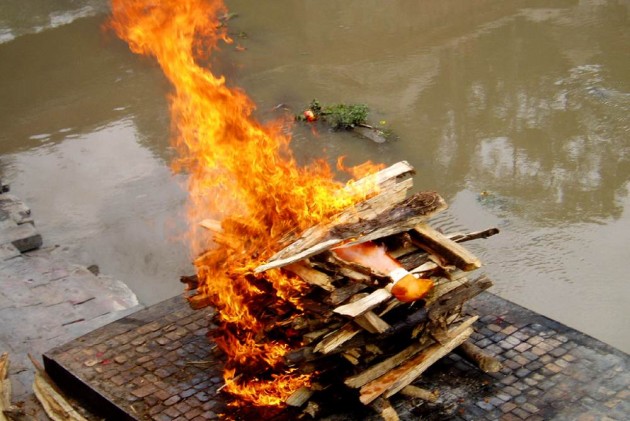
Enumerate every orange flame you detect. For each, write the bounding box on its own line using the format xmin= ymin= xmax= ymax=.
xmin=108 ymin=0 xmax=381 ymax=406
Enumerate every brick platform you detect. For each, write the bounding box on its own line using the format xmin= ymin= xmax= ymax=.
xmin=44 ymin=292 xmax=629 ymax=420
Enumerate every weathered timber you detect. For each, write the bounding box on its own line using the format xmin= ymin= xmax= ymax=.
xmin=371 ymin=397 xmax=400 ymax=421
xmin=330 ymin=192 xmax=447 ymax=243
xmin=344 ymin=340 xmax=429 ymax=389
xmin=354 ymin=125 xmax=388 ymax=144
xmin=398 ymin=227 xmax=499 ymax=270
xmin=456 ymin=340 xmax=502 ymax=373
xmin=325 ymin=282 xmax=368 ymax=306
xmin=411 ymin=223 xmax=481 ymax=271
xmin=257 ymin=191 xmax=446 ymax=273
xmin=423 ymin=271 xmax=470 ymax=307
xmin=255 ymin=162 xmax=440 ymax=273
xmin=285 ymin=261 xmax=335 ymax=292
xmin=428 ymin=276 xmax=492 ymax=322
xmin=333 ymin=288 xmax=393 ymax=318
xmin=285 ymin=386 xmax=313 ymax=407
xmin=354 ymin=309 xmax=391 ymax=334
xmin=180 ymin=274 xmax=199 ymax=291
xmin=258 ymin=162 xmax=416 ymax=269
xmin=380 ymin=307 xmax=428 ymax=339
xmin=400 ymin=385 xmax=439 ymax=402
xmin=449 ymin=227 xmax=500 ymax=243
xmin=383 ymin=323 xmax=475 ymax=399
xmin=313 ymin=323 xmax=361 ymax=354
xmin=30 ymin=355 xmax=87 ymax=421
xmin=0 ymin=353 xmax=10 ymax=421
xmin=359 ymin=317 xmax=477 ymax=404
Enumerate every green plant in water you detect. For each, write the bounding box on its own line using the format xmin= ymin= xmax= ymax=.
xmin=297 ymin=99 xmax=369 ymax=130
xmin=321 ymin=103 xmax=369 ymax=130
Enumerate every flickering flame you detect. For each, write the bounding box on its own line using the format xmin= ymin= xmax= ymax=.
xmin=109 ymin=0 xmax=381 ymax=406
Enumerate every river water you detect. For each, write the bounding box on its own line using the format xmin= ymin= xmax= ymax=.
xmin=1 ymin=0 xmax=628 ymax=353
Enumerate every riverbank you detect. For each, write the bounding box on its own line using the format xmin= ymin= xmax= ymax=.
xmin=0 ymin=187 xmax=141 ymax=410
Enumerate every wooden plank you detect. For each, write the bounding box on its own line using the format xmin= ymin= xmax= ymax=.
xmin=0 ymin=353 xmax=11 ymax=421
xmin=371 ymin=397 xmax=400 ymax=421
xmin=285 ymin=261 xmax=335 ymax=292
xmin=333 ymin=288 xmax=393 ymax=318
xmin=30 ymin=355 xmax=88 ymax=421
xmin=355 ymin=310 xmax=391 ymax=334
xmin=411 ymin=223 xmax=481 ymax=271
xmin=344 ymin=340 xmax=429 ymax=389
xmin=428 ymin=276 xmax=492 ymax=322
xmin=383 ymin=324 xmax=474 ymax=399
xmin=285 ymin=386 xmax=313 ymax=407
xmin=313 ymin=323 xmax=361 ymax=354
xmin=325 ymin=282 xmax=368 ymax=306
xmin=255 ymin=162 xmax=457 ymax=274
xmin=256 ymin=191 xmax=446 ymax=272
xmin=260 ymin=161 xmax=415 ymax=266
xmin=358 ymin=316 xmax=477 ymax=404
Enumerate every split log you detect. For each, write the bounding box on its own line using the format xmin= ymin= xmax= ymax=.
xmin=456 ymin=340 xmax=502 ymax=373
xmin=359 ymin=317 xmax=477 ymax=404
xmin=398 ymin=227 xmax=499 ymax=270
xmin=256 ymin=162 xmax=451 ymax=273
xmin=448 ymin=227 xmax=500 ymax=243
xmin=371 ymin=397 xmax=399 ymax=421
xmin=354 ymin=310 xmax=391 ymax=334
xmin=29 ymin=355 xmax=88 ymax=421
xmin=313 ymin=323 xmax=361 ymax=354
xmin=410 ymin=224 xmax=481 ymax=271
xmin=285 ymin=386 xmax=313 ymax=407
xmin=285 ymin=261 xmax=335 ymax=292
xmin=428 ymin=276 xmax=492 ymax=322
xmin=325 ymin=283 xmax=368 ymax=306
xmin=344 ymin=340 xmax=429 ymax=389
xmin=400 ymin=385 xmax=439 ymax=402
xmin=0 ymin=353 xmax=11 ymax=421
xmin=259 ymin=162 xmax=416 ymax=269
xmin=333 ymin=288 xmax=393 ymax=318
xmin=257 ymin=191 xmax=446 ymax=272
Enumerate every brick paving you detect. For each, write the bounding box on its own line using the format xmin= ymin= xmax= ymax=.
xmin=44 ymin=291 xmax=629 ymax=420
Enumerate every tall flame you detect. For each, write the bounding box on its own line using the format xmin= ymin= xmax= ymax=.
xmin=109 ymin=0 xmax=381 ymax=406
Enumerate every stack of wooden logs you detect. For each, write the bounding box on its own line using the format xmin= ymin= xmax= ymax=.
xmin=200 ymin=161 xmax=501 ymax=420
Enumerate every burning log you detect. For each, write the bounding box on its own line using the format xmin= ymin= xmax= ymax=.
xmin=193 ymin=161 xmax=499 ymax=419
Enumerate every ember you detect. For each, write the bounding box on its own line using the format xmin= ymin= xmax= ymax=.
xmin=108 ymin=0 xmax=500 ymax=417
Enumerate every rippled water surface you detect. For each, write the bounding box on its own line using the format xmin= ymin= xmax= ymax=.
xmin=1 ymin=0 xmax=628 ymax=352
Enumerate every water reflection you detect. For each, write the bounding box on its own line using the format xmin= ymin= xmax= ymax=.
xmin=0 ymin=15 xmax=171 ymax=159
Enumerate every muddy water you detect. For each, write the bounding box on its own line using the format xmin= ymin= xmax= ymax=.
xmin=1 ymin=1 xmax=629 ymax=352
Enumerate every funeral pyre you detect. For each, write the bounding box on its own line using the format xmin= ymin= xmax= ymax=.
xmin=108 ymin=0 xmax=501 ymax=419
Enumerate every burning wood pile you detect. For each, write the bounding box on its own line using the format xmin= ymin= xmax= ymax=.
xmin=106 ymin=1 xmax=499 ymax=418
xmin=190 ymin=161 xmax=500 ymax=419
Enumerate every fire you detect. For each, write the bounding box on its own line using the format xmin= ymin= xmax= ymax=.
xmin=108 ymin=0 xmax=382 ymax=407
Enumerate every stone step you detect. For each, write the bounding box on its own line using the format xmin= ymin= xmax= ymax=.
xmin=0 ymin=223 xmax=42 ymax=252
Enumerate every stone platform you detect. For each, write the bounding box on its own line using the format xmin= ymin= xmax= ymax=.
xmin=0 ymin=188 xmax=141 ymax=409
xmin=44 ymin=292 xmax=629 ymax=420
